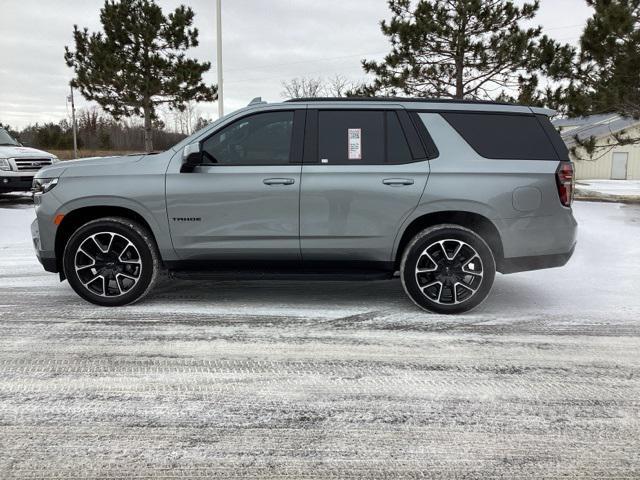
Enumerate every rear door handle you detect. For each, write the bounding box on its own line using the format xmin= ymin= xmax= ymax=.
xmin=383 ymin=178 xmax=414 ymax=186
xmin=263 ymin=177 xmax=295 ymax=186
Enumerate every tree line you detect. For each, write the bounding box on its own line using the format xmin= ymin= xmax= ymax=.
xmin=5 ymin=0 xmax=637 ymax=157
xmin=1 ymin=109 xmax=186 ymax=153
xmin=280 ymin=0 xmax=640 ymax=157
xmin=285 ymin=0 xmax=638 ymax=117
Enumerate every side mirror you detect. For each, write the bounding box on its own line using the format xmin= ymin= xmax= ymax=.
xmin=180 ymin=142 xmax=203 ymax=173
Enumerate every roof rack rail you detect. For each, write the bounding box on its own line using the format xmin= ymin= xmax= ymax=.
xmin=284 ymin=96 xmax=516 ymax=106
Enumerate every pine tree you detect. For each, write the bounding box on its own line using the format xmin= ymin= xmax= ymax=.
xmin=64 ymin=0 xmax=217 ymax=151
xmin=361 ymin=0 xmax=569 ymax=100
xmin=567 ymin=0 xmax=640 ymax=118
xmin=557 ymin=0 xmax=640 ymax=158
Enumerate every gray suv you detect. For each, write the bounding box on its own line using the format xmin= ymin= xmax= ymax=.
xmin=31 ymin=98 xmax=577 ymax=314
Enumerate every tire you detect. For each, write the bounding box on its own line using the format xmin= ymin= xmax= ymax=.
xmin=63 ymin=217 xmax=159 ymax=307
xmin=400 ymin=224 xmax=496 ymax=314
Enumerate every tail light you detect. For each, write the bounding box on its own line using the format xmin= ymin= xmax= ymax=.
xmin=556 ymin=162 xmax=574 ymax=207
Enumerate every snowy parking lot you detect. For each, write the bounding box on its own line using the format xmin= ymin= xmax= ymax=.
xmin=1 ymin=194 xmax=639 ymax=478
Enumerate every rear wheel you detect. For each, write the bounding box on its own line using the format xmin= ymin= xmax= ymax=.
xmin=63 ymin=217 xmax=159 ymax=306
xmin=400 ymin=225 xmax=496 ymax=314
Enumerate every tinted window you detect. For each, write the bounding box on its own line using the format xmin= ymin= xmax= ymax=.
xmin=317 ymin=110 xmax=414 ymax=164
xmin=319 ymin=110 xmax=384 ymax=164
xmin=202 ymin=111 xmax=294 ymax=165
xmin=386 ymin=111 xmax=413 ymax=164
xmin=536 ymin=114 xmax=570 ymax=161
xmin=442 ymin=113 xmax=559 ymax=160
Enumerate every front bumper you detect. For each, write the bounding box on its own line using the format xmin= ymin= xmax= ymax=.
xmin=0 ymin=176 xmax=33 ymax=192
xmin=31 ymin=218 xmax=57 ymax=273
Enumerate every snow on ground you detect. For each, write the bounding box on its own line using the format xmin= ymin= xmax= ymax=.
xmin=1 ymin=194 xmax=639 ymax=478
xmin=576 ymin=179 xmax=640 ymax=201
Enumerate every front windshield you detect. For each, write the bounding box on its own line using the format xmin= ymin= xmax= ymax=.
xmin=0 ymin=128 xmax=20 ymax=146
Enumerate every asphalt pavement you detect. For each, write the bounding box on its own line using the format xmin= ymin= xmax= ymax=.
xmin=1 ymin=195 xmax=639 ymax=479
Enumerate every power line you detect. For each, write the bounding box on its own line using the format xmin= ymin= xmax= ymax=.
xmin=224 ymin=24 xmax=586 ymax=75
xmin=225 ymin=23 xmax=587 ymax=84
xmin=544 ymin=23 xmax=585 ymax=31
xmin=224 ymin=51 xmax=388 ymax=73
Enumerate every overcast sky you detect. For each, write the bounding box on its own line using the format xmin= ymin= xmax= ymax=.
xmin=0 ymin=0 xmax=594 ymax=129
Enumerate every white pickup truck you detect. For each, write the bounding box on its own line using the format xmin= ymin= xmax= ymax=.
xmin=0 ymin=127 xmax=60 ymax=193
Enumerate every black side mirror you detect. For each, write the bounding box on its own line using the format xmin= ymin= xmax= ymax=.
xmin=180 ymin=142 xmax=203 ymax=173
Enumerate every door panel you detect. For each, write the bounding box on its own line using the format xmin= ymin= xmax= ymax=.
xmin=166 ymin=165 xmax=301 ymax=261
xmin=300 ymin=109 xmax=430 ymax=265
xmin=166 ymin=109 xmax=304 ymax=262
xmin=300 ymin=163 xmax=429 ymax=263
xmin=611 ymin=152 xmax=628 ymax=180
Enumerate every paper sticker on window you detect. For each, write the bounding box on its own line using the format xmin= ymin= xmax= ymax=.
xmin=348 ymin=128 xmax=362 ymax=160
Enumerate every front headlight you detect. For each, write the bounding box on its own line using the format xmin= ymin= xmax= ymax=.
xmin=0 ymin=158 xmax=10 ymax=171
xmin=50 ymin=156 xmax=60 ymax=164
xmin=32 ymin=177 xmax=59 ymax=194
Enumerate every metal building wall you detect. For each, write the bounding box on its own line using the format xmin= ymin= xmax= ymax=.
xmin=570 ymin=126 xmax=640 ymax=180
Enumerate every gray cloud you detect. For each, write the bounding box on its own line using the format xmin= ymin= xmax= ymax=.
xmin=0 ymin=0 xmax=593 ymax=128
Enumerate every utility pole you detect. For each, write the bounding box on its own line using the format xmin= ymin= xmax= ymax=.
xmin=216 ymin=0 xmax=224 ymax=118
xmin=68 ymin=85 xmax=78 ymax=159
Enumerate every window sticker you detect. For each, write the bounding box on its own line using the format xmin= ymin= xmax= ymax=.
xmin=348 ymin=128 xmax=362 ymax=160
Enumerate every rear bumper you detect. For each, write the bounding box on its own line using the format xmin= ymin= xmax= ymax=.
xmin=499 ymin=209 xmax=578 ymax=259
xmin=0 ymin=176 xmax=33 ymax=192
xmin=498 ymin=243 xmax=576 ymax=274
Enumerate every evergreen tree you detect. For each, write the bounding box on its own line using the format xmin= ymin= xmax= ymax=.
xmin=361 ymin=0 xmax=570 ymax=100
xmin=556 ymin=0 xmax=640 ymax=158
xmin=567 ymin=0 xmax=640 ymax=118
xmin=64 ymin=0 xmax=216 ymax=151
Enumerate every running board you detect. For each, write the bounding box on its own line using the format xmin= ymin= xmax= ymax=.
xmin=168 ymin=269 xmax=395 ymax=282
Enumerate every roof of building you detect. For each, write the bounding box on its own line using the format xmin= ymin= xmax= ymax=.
xmin=552 ymin=113 xmax=640 ymax=146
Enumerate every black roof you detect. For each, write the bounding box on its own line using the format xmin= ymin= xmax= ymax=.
xmin=284 ymin=96 xmax=516 ymax=106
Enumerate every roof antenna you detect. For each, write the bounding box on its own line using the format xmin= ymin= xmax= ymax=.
xmin=248 ymin=97 xmax=267 ymax=106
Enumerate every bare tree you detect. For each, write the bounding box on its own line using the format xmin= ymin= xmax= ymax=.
xmin=280 ymin=75 xmax=363 ymax=99
xmin=280 ymin=77 xmax=325 ymax=99
xmin=325 ymin=75 xmax=363 ymax=97
xmin=170 ymin=101 xmax=200 ymax=135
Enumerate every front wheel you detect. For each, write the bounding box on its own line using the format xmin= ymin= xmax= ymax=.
xmin=63 ymin=217 xmax=159 ymax=306
xmin=400 ymin=225 xmax=496 ymax=314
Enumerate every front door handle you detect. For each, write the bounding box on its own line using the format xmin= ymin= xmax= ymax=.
xmin=263 ymin=177 xmax=295 ymax=186
xmin=383 ymin=178 xmax=414 ymax=186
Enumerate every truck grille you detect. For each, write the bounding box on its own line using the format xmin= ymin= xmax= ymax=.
xmin=13 ymin=158 xmax=52 ymax=172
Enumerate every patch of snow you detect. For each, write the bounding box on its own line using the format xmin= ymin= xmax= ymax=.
xmin=0 ymin=203 xmax=35 ymax=246
xmin=0 ymin=200 xmax=639 ymax=321
xmin=576 ymin=180 xmax=640 ymax=199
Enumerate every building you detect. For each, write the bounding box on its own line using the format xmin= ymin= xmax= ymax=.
xmin=553 ymin=114 xmax=640 ymax=180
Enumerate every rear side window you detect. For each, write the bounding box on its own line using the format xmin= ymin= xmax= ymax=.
xmin=442 ymin=112 xmax=559 ymax=160
xmin=536 ymin=114 xmax=570 ymax=161
xmin=386 ymin=112 xmax=414 ymax=164
xmin=317 ymin=110 xmax=414 ymax=164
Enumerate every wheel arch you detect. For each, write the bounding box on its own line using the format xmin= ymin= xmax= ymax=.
xmin=55 ymin=206 xmax=161 ymax=278
xmin=394 ymin=210 xmax=504 ymax=270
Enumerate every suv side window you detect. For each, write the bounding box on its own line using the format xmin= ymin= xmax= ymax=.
xmin=318 ymin=110 xmax=384 ymax=164
xmin=202 ymin=111 xmax=294 ymax=165
xmin=441 ymin=112 xmax=558 ymax=160
xmin=386 ymin=111 xmax=414 ymax=164
xmin=316 ymin=110 xmax=414 ymax=165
